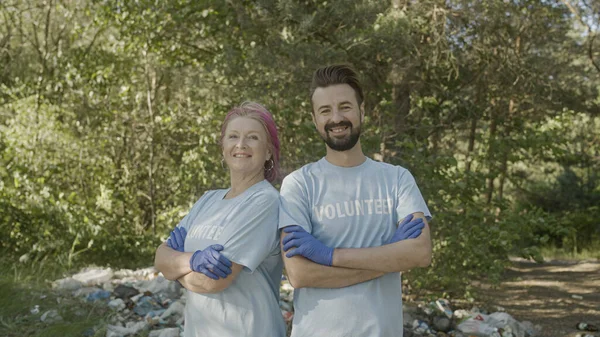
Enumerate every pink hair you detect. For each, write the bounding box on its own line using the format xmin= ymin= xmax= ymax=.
xmin=220 ymin=102 xmax=281 ymax=182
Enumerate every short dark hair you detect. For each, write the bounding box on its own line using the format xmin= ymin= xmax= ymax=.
xmin=310 ymin=64 xmax=364 ymax=109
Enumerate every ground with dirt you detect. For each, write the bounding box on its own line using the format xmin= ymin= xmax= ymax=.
xmin=476 ymin=258 xmax=600 ymax=337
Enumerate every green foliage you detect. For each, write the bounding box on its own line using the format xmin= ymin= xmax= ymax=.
xmin=0 ymin=0 xmax=599 ymax=298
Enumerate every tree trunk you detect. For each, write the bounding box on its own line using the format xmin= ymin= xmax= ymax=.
xmin=145 ymin=59 xmax=157 ymax=234
xmin=465 ymin=116 xmax=477 ymax=173
xmin=393 ymin=84 xmax=411 ymax=133
xmin=486 ymin=104 xmax=497 ymax=205
xmin=498 ymin=99 xmax=514 ymax=201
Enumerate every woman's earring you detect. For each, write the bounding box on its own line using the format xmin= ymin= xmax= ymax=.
xmin=265 ymin=158 xmax=274 ymax=172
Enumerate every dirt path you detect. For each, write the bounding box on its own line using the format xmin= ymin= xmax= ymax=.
xmin=476 ymin=258 xmax=600 ymax=337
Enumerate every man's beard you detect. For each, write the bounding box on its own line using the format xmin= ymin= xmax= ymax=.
xmin=320 ymin=120 xmax=361 ymax=152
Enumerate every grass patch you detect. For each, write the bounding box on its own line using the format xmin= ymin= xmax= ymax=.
xmin=540 ymin=244 xmax=600 ymax=261
xmin=0 ymin=260 xmax=114 ymax=337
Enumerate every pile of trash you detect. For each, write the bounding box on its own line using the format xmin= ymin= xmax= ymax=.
xmin=52 ymin=267 xmax=184 ymax=337
xmin=48 ymin=266 xmax=295 ymax=337
xmin=402 ymin=299 xmax=541 ymax=337
xmin=45 ymin=266 xmax=596 ymax=337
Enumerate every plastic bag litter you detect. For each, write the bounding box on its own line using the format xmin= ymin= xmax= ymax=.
xmin=106 ymin=321 xmax=148 ymax=337
xmin=72 ymin=268 xmax=114 ymax=286
xmin=457 ymin=312 xmax=535 ymax=337
xmin=148 ymin=328 xmax=180 ymax=337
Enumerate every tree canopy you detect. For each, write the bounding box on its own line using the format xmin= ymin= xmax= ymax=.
xmin=1 ymin=0 xmax=599 ymax=295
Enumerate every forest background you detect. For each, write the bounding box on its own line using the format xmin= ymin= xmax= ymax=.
xmin=1 ymin=0 xmax=599 ymax=297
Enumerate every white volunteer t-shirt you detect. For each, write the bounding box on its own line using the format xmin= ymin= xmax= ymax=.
xmin=179 ymin=180 xmax=286 ymax=337
xmin=279 ymin=157 xmax=431 ymax=337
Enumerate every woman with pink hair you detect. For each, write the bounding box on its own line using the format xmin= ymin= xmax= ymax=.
xmin=155 ymin=102 xmax=286 ymax=337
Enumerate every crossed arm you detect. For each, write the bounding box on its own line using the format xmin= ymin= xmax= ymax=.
xmin=281 ymin=212 xmax=432 ymax=289
xmin=154 ymin=243 xmax=243 ymax=294
xmin=281 ymin=234 xmax=385 ymax=289
xmin=332 ymin=214 xmax=432 ymax=272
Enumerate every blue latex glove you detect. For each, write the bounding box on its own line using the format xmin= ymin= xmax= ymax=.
xmin=282 ymin=225 xmax=334 ymax=266
xmin=387 ymin=214 xmax=425 ymax=244
xmin=166 ymin=227 xmax=187 ymax=252
xmin=189 ymin=245 xmax=233 ymax=280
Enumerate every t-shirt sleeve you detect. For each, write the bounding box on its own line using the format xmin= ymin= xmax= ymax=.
xmin=279 ymin=173 xmax=313 ymax=233
xmin=396 ymin=169 xmax=432 ymax=221
xmin=220 ymin=192 xmax=280 ymax=273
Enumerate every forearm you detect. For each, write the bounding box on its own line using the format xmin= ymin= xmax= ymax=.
xmin=284 ymin=255 xmax=384 ymax=289
xmin=178 ymin=272 xmax=224 ymax=294
xmin=154 ymin=243 xmax=193 ymax=280
xmin=178 ymin=263 xmax=243 ymax=294
xmin=332 ymin=232 xmax=432 ymax=273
